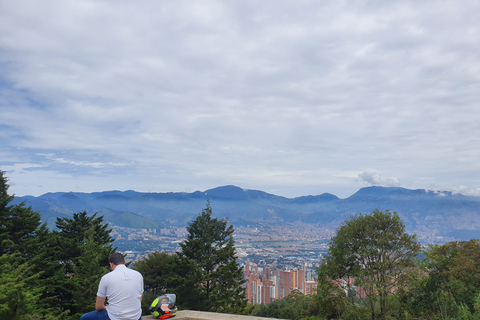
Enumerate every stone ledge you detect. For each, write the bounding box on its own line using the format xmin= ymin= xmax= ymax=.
xmin=142 ymin=310 xmax=284 ymax=320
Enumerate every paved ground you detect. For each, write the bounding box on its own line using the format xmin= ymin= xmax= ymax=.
xmin=142 ymin=310 xmax=284 ymax=320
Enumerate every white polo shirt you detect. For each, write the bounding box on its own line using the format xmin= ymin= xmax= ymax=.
xmin=97 ymin=264 xmax=144 ymax=320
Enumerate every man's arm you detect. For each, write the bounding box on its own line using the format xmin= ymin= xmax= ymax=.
xmin=95 ymin=296 xmax=107 ymax=311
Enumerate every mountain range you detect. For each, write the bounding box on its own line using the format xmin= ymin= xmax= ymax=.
xmin=13 ymin=185 xmax=480 ymax=243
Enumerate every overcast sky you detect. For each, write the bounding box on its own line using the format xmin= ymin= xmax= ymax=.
xmin=1 ymin=0 xmax=479 ymax=199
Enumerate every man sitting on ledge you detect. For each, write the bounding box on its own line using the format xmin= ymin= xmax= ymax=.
xmin=81 ymin=252 xmax=144 ymax=320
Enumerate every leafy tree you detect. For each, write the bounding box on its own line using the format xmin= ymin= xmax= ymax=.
xmin=386 ymin=261 xmax=426 ymax=320
xmin=241 ymin=303 xmax=267 ymax=317
xmin=249 ymin=290 xmax=318 ymax=320
xmin=411 ymin=239 xmax=480 ymax=318
xmin=132 ymin=251 xmax=181 ymax=314
xmin=319 ymin=209 xmax=420 ymax=320
xmin=310 ymin=275 xmax=347 ymax=320
xmin=276 ymin=290 xmax=315 ymax=320
xmin=177 ymin=201 xmax=247 ymax=313
xmin=428 ymin=240 xmax=480 ymax=307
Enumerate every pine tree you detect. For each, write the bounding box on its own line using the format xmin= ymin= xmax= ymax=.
xmin=0 ymin=253 xmax=42 ymax=319
xmin=178 ymin=201 xmax=246 ymax=313
xmin=0 ymin=170 xmax=66 ymax=319
xmin=69 ymin=228 xmax=110 ymax=317
xmin=52 ymin=211 xmax=115 ymax=318
xmin=0 ymin=170 xmax=42 ymax=257
xmin=55 ymin=211 xmax=114 ymax=266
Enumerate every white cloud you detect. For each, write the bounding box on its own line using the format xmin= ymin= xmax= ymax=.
xmin=0 ymin=1 xmax=479 ymax=198
xmin=428 ymin=183 xmax=480 ymax=197
xmin=357 ymin=169 xmax=401 ymax=188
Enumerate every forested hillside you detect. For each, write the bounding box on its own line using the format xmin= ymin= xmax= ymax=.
xmin=14 ymin=185 xmax=480 ymax=241
xmin=2 ymin=170 xmax=480 ymax=320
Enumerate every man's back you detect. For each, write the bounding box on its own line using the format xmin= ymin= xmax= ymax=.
xmin=97 ymin=264 xmax=144 ymax=320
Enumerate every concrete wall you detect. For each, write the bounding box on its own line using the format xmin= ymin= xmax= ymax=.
xmin=142 ymin=310 xmax=285 ymax=320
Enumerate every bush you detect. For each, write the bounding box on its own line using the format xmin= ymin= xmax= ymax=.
xmin=341 ymin=304 xmax=370 ymax=320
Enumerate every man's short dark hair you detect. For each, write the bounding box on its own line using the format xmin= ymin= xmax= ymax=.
xmin=109 ymin=252 xmax=125 ymax=266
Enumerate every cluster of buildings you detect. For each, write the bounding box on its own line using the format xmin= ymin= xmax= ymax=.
xmin=243 ymin=260 xmax=376 ymax=305
xmin=243 ymin=260 xmax=318 ymax=305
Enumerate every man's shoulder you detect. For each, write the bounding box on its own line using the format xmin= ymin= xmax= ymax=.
xmin=121 ymin=265 xmax=143 ymax=278
xmin=101 ymin=265 xmax=142 ymax=281
xmin=127 ymin=267 xmax=143 ymax=278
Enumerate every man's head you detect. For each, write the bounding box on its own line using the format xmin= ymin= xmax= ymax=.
xmin=109 ymin=252 xmax=125 ymax=266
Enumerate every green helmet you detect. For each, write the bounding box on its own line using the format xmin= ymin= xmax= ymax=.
xmin=149 ymin=294 xmax=177 ymax=319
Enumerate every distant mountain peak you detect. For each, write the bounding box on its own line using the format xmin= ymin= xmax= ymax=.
xmin=346 ymin=186 xmax=468 ymax=201
xmin=292 ymin=193 xmax=339 ymax=203
xmin=204 ymin=185 xmax=282 ymax=201
xmin=348 ymin=186 xmax=412 ymax=199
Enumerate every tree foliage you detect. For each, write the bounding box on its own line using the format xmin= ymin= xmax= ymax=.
xmin=0 ymin=253 xmax=43 ymax=319
xmin=55 ymin=211 xmax=114 ymax=265
xmin=319 ymin=209 xmax=420 ymax=320
xmin=0 ymin=171 xmax=43 ymax=258
xmin=50 ymin=211 xmax=115 ymax=318
xmin=5 ymin=168 xmax=480 ymax=320
xmin=132 ymin=251 xmax=181 ymax=314
xmin=177 ymin=201 xmax=247 ymax=313
xmin=0 ymin=170 xmax=68 ymax=319
xmin=253 ymin=290 xmax=314 ymax=320
xmin=312 ymin=276 xmax=348 ymax=320
xmin=409 ymin=239 xmax=480 ymax=319
xmin=427 ymin=239 xmax=480 ymax=298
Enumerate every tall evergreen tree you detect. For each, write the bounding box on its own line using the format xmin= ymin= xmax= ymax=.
xmin=0 ymin=253 xmax=43 ymax=319
xmin=52 ymin=211 xmax=115 ymax=319
xmin=0 ymin=170 xmax=42 ymax=257
xmin=55 ymin=211 xmax=114 ymax=265
xmin=33 ymin=222 xmax=70 ymax=318
xmin=177 ymin=201 xmax=246 ymax=313
xmin=68 ymin=228 xmax=110 ymax=318
xmin=0 ymin=170 xmax=66 ymax=319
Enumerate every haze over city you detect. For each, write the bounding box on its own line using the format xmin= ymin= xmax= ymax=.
xmin=1 ymin=1 xmax=479 ymax=199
